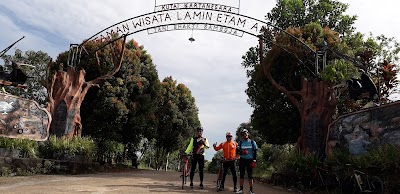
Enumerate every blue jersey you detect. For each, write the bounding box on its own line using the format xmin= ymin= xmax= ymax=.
xmin=238 ymin=139 xmax=258 ymax=159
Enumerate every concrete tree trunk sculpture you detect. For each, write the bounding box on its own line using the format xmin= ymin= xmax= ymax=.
xmin=260 ymin=38 xmax=336 ymax=155
xmin=46 ymin=38 xmax=126 ymax=138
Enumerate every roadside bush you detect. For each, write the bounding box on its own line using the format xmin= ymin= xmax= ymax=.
xmin=253 ymin=143 xmax=295 ymax=178
xmin=0 ymin=137 xmax=16 ymax=149
xmin=0 ymin=166 xmax=12 ymax=176
xmin=96 ymin=140 xmax=124 ymax=164
xmin=39 ymin=135 xmax=95 ymax=159
xmin=273 ymin=144 xmax=400 ymax=193
xmin=0 ymin=137 xmax=39 ymax=157
xmin=207 ymin=150 xmax=223 ymax=173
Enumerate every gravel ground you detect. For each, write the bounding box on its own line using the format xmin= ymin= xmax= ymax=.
xmin=0 ymin=169 xmax=292 ymax=194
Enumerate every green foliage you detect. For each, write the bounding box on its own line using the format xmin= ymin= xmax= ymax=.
xmin=0 ymin=137 xmax=39 ymax=157
xmin=78 ymin=38 xmax=162 ymax=148
xmin=266 ymin=0 xmax=357 ymax=36
xmin=40 ymin=135 xmax=95 ymax=158
xmin=270 ymin=145 xmax=400 ymax=193
xmin=14 ymin=138 xmax=39 ymax=157
xmin=207 ymin=150 xmax=223 ymax=173
xmin=249 ymin=143 xmax=295 ymax=178
xmin=0 ymin=167 xmax=11 ymax=176
xmin=153 ymin=76 xmax=200 ymax=170
xmin=1 ymin=49 xmax=51 ymax=104
xmin=139 ymin=138 xmax=156 ymax=169
xmin=101 ymin=140 xmax=124 ymax=156
xmin=321 ymin=59 xmax=358 ymax=84
xmin=0 ymin=136 xmax=17 ymax=149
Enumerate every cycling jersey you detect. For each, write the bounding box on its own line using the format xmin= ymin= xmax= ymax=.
xmin=237 ymin=139 xmax=258 ymax=159
xmin=185 ymin=136 xmax=209 ymax=155
xmin=214 ymin=141 xmax=238 ymax=160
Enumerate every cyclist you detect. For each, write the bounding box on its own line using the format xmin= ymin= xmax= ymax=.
xmin=185 ymin=126 xmax=210 ymax=189
xmin=236 ymin=129 xmax=258 ymax=194
xmin=213 ymin=131 xmax=238 ymax=192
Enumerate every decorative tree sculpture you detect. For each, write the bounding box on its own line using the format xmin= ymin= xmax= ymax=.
xmin=45 ymin=36 xmax=127 ymax=138
xmin=259 ymin=26 xmax=337 ymax=155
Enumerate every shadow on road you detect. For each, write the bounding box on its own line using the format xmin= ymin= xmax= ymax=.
xmin=105 ymin=183 xmax=217 ymax=193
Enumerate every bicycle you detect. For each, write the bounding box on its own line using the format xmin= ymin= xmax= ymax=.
xmin=307 ymin=166 xmax=341 ymax=192
xmin=216 ymin=158 xmax=224 ymax=192
xmin=180 ymin=153 xmax=192 ymax=189
xmin=341 ymin=164 xmax=384 ymax=193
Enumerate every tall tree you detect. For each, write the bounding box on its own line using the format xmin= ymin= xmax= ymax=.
xmin=81 ymin=39 xmax=162 ymax=147
xmin=243 ymin=47 xmax=301 ymax=144
xmin=153 ymin=77 xmax=200 ymax=170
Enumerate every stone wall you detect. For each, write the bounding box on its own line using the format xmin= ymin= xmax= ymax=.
xmin=0 ymin=156 xmax=99 ymax=175
xmin=327 ymin=101 xmax=400 ymax=155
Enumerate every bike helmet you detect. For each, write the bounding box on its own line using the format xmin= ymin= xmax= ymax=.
xmin=226 ymin=132 xmax=233 ymax=137
xmin=196 ymin=126 xmax=203 ymax=132
xmin=241 ymin=128 xmax=249 ymax=135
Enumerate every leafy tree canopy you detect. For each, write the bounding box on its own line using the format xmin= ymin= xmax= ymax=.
xmin=1 ymin=49 xmax=51 ymax=104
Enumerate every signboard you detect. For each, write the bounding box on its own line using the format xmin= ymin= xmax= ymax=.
xmin=85 ymin=2 xmax=268 ymax=43
xmin=154 ymin=2 xmax=240 ymax=14
xmin=0 ymin=93 xmax=51 ymax=141
xmin=326 ymin=101 xmax=400 ymax=155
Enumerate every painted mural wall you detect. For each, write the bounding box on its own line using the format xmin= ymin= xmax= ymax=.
xmin=327 ymin=101 xmax=400 ymax=155
xmin=0 ymin=93 xmax=51 ymax=141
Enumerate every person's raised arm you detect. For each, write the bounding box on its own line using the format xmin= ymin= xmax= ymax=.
xmin=213 ymin=142 xmax=223 ymax=151
xmin=185 ymin=138 xmax=194 ymax=154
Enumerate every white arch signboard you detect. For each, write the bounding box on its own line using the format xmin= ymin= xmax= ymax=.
xmin=84 ymin=2 xmax=271 ymax=44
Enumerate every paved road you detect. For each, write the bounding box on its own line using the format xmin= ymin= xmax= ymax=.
xmin=0 ymin=169 xmax=292 ymax=194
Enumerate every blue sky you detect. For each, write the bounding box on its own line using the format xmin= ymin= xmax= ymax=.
xmin=0 ymin=0 xmax=399 ymax=160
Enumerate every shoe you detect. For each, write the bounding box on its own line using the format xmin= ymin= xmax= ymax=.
xmin=190 ymin=183 xmax=193 ymax=189
xmin=233 ymin=187 xmax=237 ymax=192
xmin=199 ymin=184 xmax=204 ymax=189
xmin=249 ymin=191 xmax=255 ymax=194
xmin=236 ymin=189 xmax=244 ymax=194
xmin=218 ymin=186 xmax=224 ymax=191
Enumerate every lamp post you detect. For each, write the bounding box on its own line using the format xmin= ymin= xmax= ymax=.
xmin=189 ymin=29 xmax=195 ymax=43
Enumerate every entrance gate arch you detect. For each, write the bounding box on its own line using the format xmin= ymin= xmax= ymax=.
xmin=67 ymin=1 xmax=316 ymax=68
xmin=59 ymin=1 xmax=332 ymax=155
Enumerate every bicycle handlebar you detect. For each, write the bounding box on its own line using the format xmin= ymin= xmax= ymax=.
xmin=215 ymin=158 xmax=238 ymax=162
xmin=180 ymin=153 xmax=193 ymax=157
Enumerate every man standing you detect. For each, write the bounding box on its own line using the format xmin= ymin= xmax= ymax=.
xmin=213 ymin=132 xmax=238 ymax=192
xmin=185 ymin=126 xmax=210 ymax=189
xmin=236 ymin=129 xmax=258 ymax=194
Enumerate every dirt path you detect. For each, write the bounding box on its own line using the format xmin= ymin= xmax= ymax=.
xmin=0 ymin=169 xmax=292 ymax=194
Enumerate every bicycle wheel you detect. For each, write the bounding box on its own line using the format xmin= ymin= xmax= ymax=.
xmin=368 ymin=176 xmax=384 ymax=194
xmin=325 ymin=173 xmax=341 ymax=192
xmin=181 ymin=165 xmax=186 ymax=189
xmin=341 ymin=176 xmax=359 ymax=193
xmin=216 ymin=169 xmax=222 ymax=192
xmin=186 ymin=165 xmax=190 ymax=185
